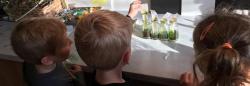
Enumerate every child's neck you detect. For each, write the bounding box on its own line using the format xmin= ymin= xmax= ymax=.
xmin=96 ymin=66 xmax=125 ymax=85
xmin=35 ymin=63 xmax=56 ymax=74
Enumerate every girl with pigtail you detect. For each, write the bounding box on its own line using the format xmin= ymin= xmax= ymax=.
xmin=181 ymin=12 xmax=250 ymax=86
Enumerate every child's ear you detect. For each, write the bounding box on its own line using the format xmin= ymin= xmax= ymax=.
xmin=122 ymin=48 xmax=131 ymax=64
xmin=41 ymin=56 xmax=54 ymax=65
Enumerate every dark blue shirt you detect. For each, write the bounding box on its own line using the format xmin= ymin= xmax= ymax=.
xmin=23 ymin=62 xmax=73 ymax=86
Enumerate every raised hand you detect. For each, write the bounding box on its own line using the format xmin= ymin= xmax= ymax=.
xmin=128 ymin=0 xmax=142 ymax=19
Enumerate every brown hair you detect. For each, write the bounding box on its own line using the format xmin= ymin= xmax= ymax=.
xmin=193 ymin=13 xmax=250 ymax=86
xmin=11 ymin=17 xmax=70 ymax=64
xmin=74 ymin=10 xmax=133 ymax=70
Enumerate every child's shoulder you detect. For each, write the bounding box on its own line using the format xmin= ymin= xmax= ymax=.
xmin=23 ymin=62 xmax=72 ymax=86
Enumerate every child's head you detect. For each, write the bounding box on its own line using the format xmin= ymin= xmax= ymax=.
xmin=193 ymin=13 xmax=250 ymax=86
xmin=11 ymin=17 xmax=72 ymax=65
xmin=74 ymin=10 xmax=133 ymax=70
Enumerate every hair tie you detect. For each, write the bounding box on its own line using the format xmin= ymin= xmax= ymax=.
xmin=199 ymin=22 xmax=215 ymax=41
xmin=223 ymin=42 xmax=232 ymax=49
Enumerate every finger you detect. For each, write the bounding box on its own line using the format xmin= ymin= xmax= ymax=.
xmin=183 ymin=73 xmax=188 ymax=81
xmin=188 ymin=73 xmax=194 ymax=82
xmin=72 ymin=65 xmax=82 ymax=69
xmin=187 ymin=73 xmax=194 ymax=82
xmin=136 ymin=4 xmax=142 ymax=9
xmin=180 ymin=72 xmax=186 ymax=80
xmin=186 ymin=73 xmax=191 ymax=82
xmin=69 ymin=69 xmax=81 ymax=73
xmin=185 ymin=73 xmax=191 ymax=82
xmin=134 ymin=1 xmax=141 ymax=4
xmin=74 ymin=65 xmax=82 ymax=70
xmin=180 ymin=72 xmax=189 ymax=83
xmin=69 ymin=70 xmax=76 ymax=73
xmin=180 ymin=73 xmax=189 ymax=86
xmin=133 ymin=0 xmax=141 ymax=4
xmin=73 ymin=67 xmax=82 ymax=72
xmin=134 ymin=0 xmax=140 ymax=2
xmin=180 ymin=73 xmax=185 ymax=81
xmin=135 ymin=1 xmax=141 ymax=4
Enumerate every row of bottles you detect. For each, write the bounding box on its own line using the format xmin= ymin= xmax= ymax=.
xmin=140 ymin=4 xmax=179 ymax=41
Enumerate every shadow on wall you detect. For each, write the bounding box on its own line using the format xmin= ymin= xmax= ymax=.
xmin=194 ymin=0 xmax=215 ymax=15
xmin=234 ymin=0 xmax=250 ymax=9
xmin=151 ymin=0 xmax=181 ymax=14
xmin=181 ymin=0 xmax=215 ymax=25
xmin=215 ymin=0 xmax=250 ymax=9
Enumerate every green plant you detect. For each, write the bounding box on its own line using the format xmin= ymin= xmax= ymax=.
xmin=142 ymin=22 xmax=151 ymax=38
xmin=150 ymin=21 xmax=159 ymax=39
xmin=167 ymin=25 xmax=178 ymax=41
xmin=158 ymin=22 xmax=168 ymax=40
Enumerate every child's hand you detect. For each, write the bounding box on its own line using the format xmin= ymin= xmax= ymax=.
xmin=180 ymin=72 xmax=196 ymax=86
xmin=69 ymin=64 xmax=82 ymax=74
xmin=128 ymin=0 xmax=142 ymax=19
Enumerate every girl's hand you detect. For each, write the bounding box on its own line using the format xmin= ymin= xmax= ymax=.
xmin=180 ymin=72 xmax=196 ymax=86
xmin=128 ymin=0 xmax=142 ymax=19
xmin=69 ymin=64 xmax=82 ymax=74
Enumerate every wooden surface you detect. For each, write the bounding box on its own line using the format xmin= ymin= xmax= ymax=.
xmin=0 ymin=22 xmax=25 ymax=86
xmin=0 ymin=59 xmax=26 ymax=86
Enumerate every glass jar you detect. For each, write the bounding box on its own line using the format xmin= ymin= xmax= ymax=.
xmin=142 ymin=21 xmax=151 ymax=38
xmin=150 ymin=21 xmax=159 ymax=39
xmin=167 ymin=23 xmax=178 ymax=41
xmin=159 ymin=21 xmax=168 ymax=40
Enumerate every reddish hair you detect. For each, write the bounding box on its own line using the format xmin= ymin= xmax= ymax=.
xmin=11 ymin=17 xmax=70 ymax=64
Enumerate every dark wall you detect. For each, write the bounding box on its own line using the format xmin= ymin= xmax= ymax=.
xmin=235 ymin=0 xmax=250 ymax=9
xmin=216 ymin=0 xmax=250 ymax=9
xmin=151 ymin=0 xmax=181 ymax=14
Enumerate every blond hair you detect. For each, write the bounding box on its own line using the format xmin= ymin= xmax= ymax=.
xmin=74 ymin=10 xmax=133 ymax=70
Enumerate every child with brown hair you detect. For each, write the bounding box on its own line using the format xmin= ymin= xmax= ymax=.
xmin=180 ymin=12 xmax=250 ymax=86
xmin=74 ymin=10 xmax=133 ymax=86
xmin=11 ymin=17 xmax=82 ymax=86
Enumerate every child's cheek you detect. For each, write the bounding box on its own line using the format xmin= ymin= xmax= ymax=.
xmin=59 ymin=45 xmax=71 ymax=60
xmin=60 ymin=39 xmax=72 ymax=60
